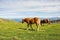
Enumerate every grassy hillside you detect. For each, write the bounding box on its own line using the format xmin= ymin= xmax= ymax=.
xmin=0 ymin=18 xmax=60 ymax=40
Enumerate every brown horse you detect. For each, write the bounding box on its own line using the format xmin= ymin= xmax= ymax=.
xmin=22 ymin=17 xmax=40 ymax=31
xmin=40 ymin=19 xmax=51 ymax=26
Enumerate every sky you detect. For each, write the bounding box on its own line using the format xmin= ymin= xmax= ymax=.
xmin=0 ymin=0 xmax=60 ymax=18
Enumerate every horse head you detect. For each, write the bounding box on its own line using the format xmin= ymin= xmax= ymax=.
xmin=22 ymin=18 xmax=25 ymax=23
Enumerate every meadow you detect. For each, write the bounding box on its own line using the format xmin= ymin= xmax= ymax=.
xmin=0 ymin=19 xmax=60 ymax=40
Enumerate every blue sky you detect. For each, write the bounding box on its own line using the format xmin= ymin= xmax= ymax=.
xmin=0 ymin=0 xmax=60 ymax=18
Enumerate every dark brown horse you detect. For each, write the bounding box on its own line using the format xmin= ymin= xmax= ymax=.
xmin=22 ymin=17 xmax=40 ymax=31
xmin=40 ymin=19 xmax=51 ymax=26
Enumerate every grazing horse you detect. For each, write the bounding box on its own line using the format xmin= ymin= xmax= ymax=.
xmin=40 ymin=19 xmax=51 ymax=26
xmin=22 ymin=17 xmax=40 ymax=31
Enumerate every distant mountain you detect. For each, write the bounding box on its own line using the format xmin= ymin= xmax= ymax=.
xmin=49 ymin=17 xmax=60 ymax=21
xmin=10 ymin=18 xmax=22 ymax=22
xmin=10 ymin=17 xmax=60 ymax=22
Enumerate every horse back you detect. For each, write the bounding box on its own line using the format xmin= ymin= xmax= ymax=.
xmin=24 ymin=18 xmax=31 ymax=23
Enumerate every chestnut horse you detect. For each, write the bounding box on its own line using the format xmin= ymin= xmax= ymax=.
xmin=40 ymin=19 xmax=51 ymax=26
xmin=22 ymin=17 xmax=40 ymax=31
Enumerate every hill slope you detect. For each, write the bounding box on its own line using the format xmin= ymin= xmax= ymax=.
xmin=0 ymin=18 xmax=60 ymax=40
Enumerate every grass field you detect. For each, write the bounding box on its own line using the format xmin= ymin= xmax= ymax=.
xmin=0 ymin=19 xmax=60 ymax=40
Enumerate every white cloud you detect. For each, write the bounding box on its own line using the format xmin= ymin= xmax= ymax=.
xmin=0 ymin=1 xmax=60 ymax=12
xmin=0 ymin=0 xmax=60 ymax=18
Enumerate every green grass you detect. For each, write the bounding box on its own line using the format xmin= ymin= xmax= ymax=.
xmin=0 ymin=19 xmax=60 ymax=40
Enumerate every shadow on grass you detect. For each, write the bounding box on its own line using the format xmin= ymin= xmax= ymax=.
xmin=18 ymin=28 xmax=35 ymax=31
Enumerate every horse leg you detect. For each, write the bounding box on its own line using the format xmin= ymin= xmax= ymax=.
xmin=41 ymin=23 xmax=42 ymax=26
xmin=36 ymin=23 xmax=39 ymax=31
xmin=27 ymin=24 xmax=29 ymax=30
xmin=41 ymin=22 xmax=44 ymax=26
xmin=30 ymin=24 xmax=33 ymax=30
xmin=48 ymin=22 xmax=50 ymax=25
